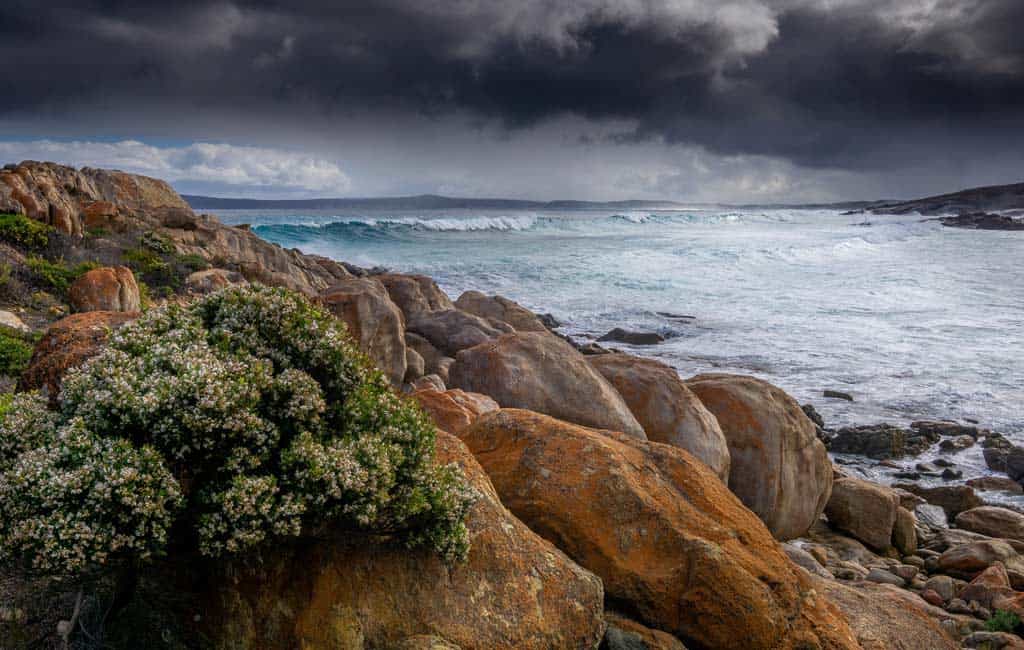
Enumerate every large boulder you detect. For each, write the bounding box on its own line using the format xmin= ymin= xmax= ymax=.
xmin=412 ymin=388 xmax=499 ymax=434
xmin=589 ymin=354 xmax=729 ymax=480
xmin=460 ymin=409 xmax=858 ymax=650
xmin=956 ymin=507 xmax=1024 ymax=543
xmin=450 ymin=333 xmax=646 ymax=439
xmin=19 ymin=311 xmax=139 ymax=399
xmin=409 ymin=309 xmax=511 ymax=356
xmin=454 ymin=290 xmax=548 ymax=332
xmin=685 ymin=373 xmax=832 ymax=539
xmin=825 ymin=478 xmax=900 ymax=551
xmin=377 ymin=273 xmax=455 ymax=320
xmin=320 ymin=277 xmax=407 ymax=385
xmin=938 ymin=540 xmax=1024 ymax=581
xmin=68 ymin=266 xmax=141 ymax=313
xmin=816 ymin=580 xmax=959 ymax=650
xmin=204 ymin=431 xmax=606 ymax=649
xmin=184 ymin=268 xmax=247 ymax=294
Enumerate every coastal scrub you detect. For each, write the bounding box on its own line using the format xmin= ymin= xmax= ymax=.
xmin=0 ymin=285 xmax=473 ymax=579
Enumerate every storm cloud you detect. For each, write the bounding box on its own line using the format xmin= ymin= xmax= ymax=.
xmin=1 ymin=0 xmax=1022 ymax=200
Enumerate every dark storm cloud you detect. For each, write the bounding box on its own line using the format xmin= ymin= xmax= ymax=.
xmin=1 ymin=0 xmax=1023 ymax=172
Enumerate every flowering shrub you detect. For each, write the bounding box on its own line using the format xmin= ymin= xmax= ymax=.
xmin=0 ymin=285 xmax=473 ymax=578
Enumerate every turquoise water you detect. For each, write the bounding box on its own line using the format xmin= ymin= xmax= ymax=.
xmin=215 ymin=208 xmax=1024 ymax=451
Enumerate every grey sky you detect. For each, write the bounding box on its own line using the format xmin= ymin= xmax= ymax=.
xmin=1 ymin=0 xmax=1022 ymax=202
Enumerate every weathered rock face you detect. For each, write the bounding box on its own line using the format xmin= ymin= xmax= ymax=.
xmin=450 ymin=333 xmax=646 ymax=439
xmin=825 ymin=478 xmax=899 ymax=551
xmin=409 ymin=309 xmax=511 ymax=356
xmin=828 ymin=424 xmax=936 ymax=459
xmin=454 ymin=290 xmax=548 ymax=332
xmin=377 ymin=273 xmax=455 ymax=320
xmin=589 ymin=354 xmax=729 ymax=481
xmin=412 ymin=388 xmax=499 ymax=434
xmin=68 ymin=266 xmax=141 ymax=313
xmin=320 ymin=277 xmax=407 ymax=385
xmin=205 ymin=431 xmax=606 ymax=649
xmin=816 ymin=579 xmax=959 ymax=650
xmin=460 ymin=409 xmax=858 ymax=650
xmin=956 ymin=507 xmax=1024 ymax=543
xmin=0 ymin=161 xmax=351 ymax=294
xmin=892 ymin=507 xmax=918 ymax=556
xmin=19 ymin=311 xmax=139 ymax=399
xmin=685 ymin=373 xmax=833 ymax=540
xmin=184 ymin=268 xmax=247 ymax=294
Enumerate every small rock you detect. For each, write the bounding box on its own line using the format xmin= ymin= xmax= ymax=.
xmin=939 ymin=435 xmax=975 ymax=453
xmin=941 ymin=468 xmax=963 ymax=480
xmin=578 ymin=342 xmax=614 ymax=355
xmin=0 ymin=310 xmax=31 ymax=334
xmin=911 ymin=420 xmax=980 ymax=438
xmin=892 ymin=471 xmax=921 ymax=480
xmin=916 ymin=462 xmax=939 ymax=473
xmin=902 ymin=555 xmax=925 ymax=568
xmin=946 ymin=598 xmax=972 ymax=615
xmin=962 ymin=630 xmax=1024 ymax=649
xmin=866 ymin=567 xmax=905 ymax=586
xmin=802 ymin=403 xmax=825 ymax=428
xmin=893 ymin=564 xmax=919 ymax=582
xmin=823 ymin=389 xmax=854 ymax=401
xmin=925 ymin=575 xmax=956 ymax=603
xmin=933 ymin=458 xmax=956 ymax=467
xmin=920 ymin=589 xmax=945 ymax=607
xmin=597 ymin=328 xmax=666 ymax=345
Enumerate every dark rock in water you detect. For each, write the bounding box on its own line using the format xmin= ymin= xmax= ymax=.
xmin=829 ymin=424 xmax=936 ymax=460
xmin=982 ymin=431 xmax=1013 ymax=449
xmin=1007 ymin=447 xmax=1024 ymax=482
xmin=893 ymin=471 xmax=921 ymax=480
xmin=656 ymin=311 xmax=696 ymax=321
xmin=936 ymin=212 xmax=1024 ymax=230
xmin=823 ymin=389 xmax=854 ymax=401
xmin=537 ymin=312 xmax=562 ymax=330
xmin=911 ymin=420 xmax=979 ymax=439
xmin=933 ymin=458 xmax=955 ymax=468
xmin=802 ymin=404 xmax=825 ymax=429
xmin=877 ymin=459 xmax=901 ymax=469
xmin=964 ymin=417 xmax=980 ymax=424
xmin=985 ymin=447 xmax=1010 ymax=473
xmin=938 ymin=435 xmax=975 ymax=453
xmin=598 ymin=328 xmax=665 ymax=345
xmin=941 ymin=468 xmax=963 ymax=480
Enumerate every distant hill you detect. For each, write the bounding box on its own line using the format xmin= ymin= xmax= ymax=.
xmin=182 ymin=193 xmax=690 ymax=211
xmin=870 ymin=181 xmax=1024 ymax=215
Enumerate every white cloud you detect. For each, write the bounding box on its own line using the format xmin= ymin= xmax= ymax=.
xmin=0 ymin=140 xmax=352 ymax=194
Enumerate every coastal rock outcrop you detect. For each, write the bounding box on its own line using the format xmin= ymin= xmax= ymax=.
xmin=68 ymin=266 xmax=141 ymax=313
xmin=18 ymin=310 xmax=139 ymax=399
xmin=320 ymin=277 xmax=407 ymax=385
xmin=685 ymin=373 xmax=832 ymax=539
xmin=0 ymin=161 xmax=351 ymax=294
xmin=460 ymin=409 xmax=858 ymax=650
xmin=184 ymin=268 xmax=247 ymax=294
xmin=205 ymin=431 xmax=606 ymax=649
xmin=589 ymin=354 xmax=729 ymax=480
xmin=449 ymin=333 xmax=646 ymax=438
xmin=454 ymin=290 xmax=548 ymax=332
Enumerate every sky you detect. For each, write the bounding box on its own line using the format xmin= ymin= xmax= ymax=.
xmin=1 ymin=0 xmax=1023 ymax=203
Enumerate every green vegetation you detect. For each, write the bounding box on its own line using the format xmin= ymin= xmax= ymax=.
xmin=985 ymin=609 xmax=1021 ymax=633
xmin=122 ymin=247 xmax=170 ymax=276
xmin=0 ymin=328 xmax=34 ymax=376
xmin=0 ymin=213 xmax=52 ymax=250
xmin=25 ymin=256 xmax=100 ymax=293
xmin=139 ymin=230 xmax=175 ymax=254
xmin=0 ymin=285 xmax=473 ymax=581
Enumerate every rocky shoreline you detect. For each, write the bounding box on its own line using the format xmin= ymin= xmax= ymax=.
xmin=3 ymin=161 xmax=1024 ymax=648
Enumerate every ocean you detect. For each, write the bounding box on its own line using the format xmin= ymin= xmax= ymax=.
xmin=216 ymin=207 xmax=1024 ymax=482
